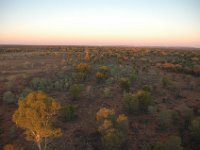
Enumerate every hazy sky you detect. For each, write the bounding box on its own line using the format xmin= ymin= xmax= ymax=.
xmin=0 ymin=0 xmax=200 ymax=47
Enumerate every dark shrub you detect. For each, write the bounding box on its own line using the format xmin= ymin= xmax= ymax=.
xmin=123 ymin=92 xmax=139 ymax=113
xmin=153 ymin=136 xmax=183 ymax=150
xmin=119 ymin=77 xmax=130 ymax=92
xmin=189 ymin=117 xmax=200 ymax=149
xmin=96 ymin=108 xmax=129 ymax=150
xmin=143 ymin=85 xmax=152 ymax=92
xmin=165 ymin=135 xmax=183 ymax=150
xmin=153 ymin=142 xmax=166 ymax=150
xmin=3 ymin=91 xmax=16 ymax=104
xmin=19 ymin=88 xmax=32 ymax=99
xmin=54 ymin=80 xmax=64 ymax=91
xmin=136 ymin=90 xmax=152 ymax=113
xmin=157 ymin=109 xmax=174 ymax=130
xmin=69 ymin=84 xmax=83 ymax=100
xmin=59 ymin=104 xmax=75 ymax=122
xmin=30 ymin=77 xmax=50 ymax=92
xmin=74 ymin=72 xmax=87 ymax=82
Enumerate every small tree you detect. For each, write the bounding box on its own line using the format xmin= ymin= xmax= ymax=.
xmin=96 ymin=108 xmax=129 ymax=150
xmin=12 ymin=91 xmax=62 ymax=150
xmin=136 ymin=90 xmax=152 ymax=113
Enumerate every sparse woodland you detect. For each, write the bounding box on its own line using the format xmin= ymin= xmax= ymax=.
xmin=0 ymin=46 xmax=200 ymax=150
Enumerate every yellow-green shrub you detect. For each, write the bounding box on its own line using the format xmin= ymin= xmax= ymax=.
xmin=96 ymin=72 xmax=108 ymax=83
xmin=75 ymin=63 xmax=91 ymax=73
xmin=96 ymin=108 xmax=129 ymax=150
xmin=98 ymin=66 xmax=110 ymax=74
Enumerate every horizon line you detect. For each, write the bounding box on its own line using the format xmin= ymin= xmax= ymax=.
xmin=0 ymin=44 xmax=200 ymax=49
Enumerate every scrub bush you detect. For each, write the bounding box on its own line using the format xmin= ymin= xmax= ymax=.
xmin=123 ymin=92 xmax=139 ymax=113
xmin=3 ymin=91 xmax=16 ymax=104
xmin=59 ymin=104 xmax=75 ymax=122
xmin=69 ymin=84 xmax=83 ymax=100
xmin=157 ymin=109 xmax=174 ymax=130
xmin=96 ymin=108 xmax=129 ymax=150
xmin=119 ymin=77 xmax=130 ymax=92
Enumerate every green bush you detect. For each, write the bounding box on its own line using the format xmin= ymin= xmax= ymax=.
xmin=123 ymin=92 xmax=139 ymax=113
xmin=69 ymin=84 xmax=83 ymax=100
xmin=180 ymin=106 xmax=194 ymax=128
xmin=165 ymin=136 xmax=183 ymax=150
xmin=75 ymin=63 xmax=91 ymax=82
xmin=119 ymin=77 xmax=130 ymax=92
xmin=59 ymin=104 xmax=75 ymax=122
xmin=101 ymin=128 xmax=123 ymax=150
xmin=136 ymin=90 xmax=152 ymax=113
xmin=153 ymin=136 xmax=182 ymax=150
xmin=102 ymin=87 xmax=113 ymax=98
xmin=118 ymin=65 xmax=133 ymax=77
xmin=157 ymin=109 xmax=174 ymax=130
xmin=123 ymin=90 xmax=152 ymax=114
xmin=148 ymin=106 xmax=157 ymax=115
xmin=153 ymin=142 xmax=166 ymax=150
xmin=19 ymin=88 xmax=32 ymax=99
xmin=143 ymin=85 xmax=152 ymax=92
xmin=130 ymin=70 xmax=137 ymax=82
xmin=54 ymin=80 xmax=64 ymax=91
xmin=189 ymin=117 xmax=200 ymax=141
xmin=96 ymin=108 xmax=129 ymax=150
xmin=106 ymin=77 xmax=115 ymax=84
xmin=116 ymin=114 xmax=129 ymax=135
xmin=3 ymin=91 xmax=16 ymax=104
xmin=74 ymin=72 xmax=87 ymax=82
xmin=162 ymin=76 xmax=171 ymax=88
xmin=30 ymin=77 xmax=50 ymax=92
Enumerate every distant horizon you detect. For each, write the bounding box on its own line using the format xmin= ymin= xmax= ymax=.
xmin=0 ymin=43 xmax=200 ymax=49
xmin=1 ymin=0 xmax=200 ymax=47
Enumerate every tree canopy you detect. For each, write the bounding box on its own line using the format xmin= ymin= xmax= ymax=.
xmin=12 ymin=91 xmax=62 ymax=150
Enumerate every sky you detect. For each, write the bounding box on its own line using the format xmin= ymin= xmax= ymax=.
xmin=0 ymin=0 xmax=200 ymax=47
